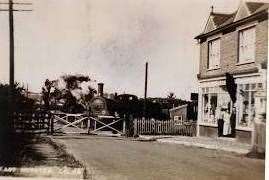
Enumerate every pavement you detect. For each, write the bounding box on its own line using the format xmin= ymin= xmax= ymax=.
xmin=138 ymin=135 xmax=252 ymax=154
xmin=51 ymin=134 xmax=264 ymax=180
xmin=0 ymin=136 xmax=85 ymax=179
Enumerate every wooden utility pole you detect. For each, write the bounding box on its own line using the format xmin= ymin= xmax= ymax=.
xmin=9 ymin=0 xmax=14 ymax=91
xmin=143 ymin=62 xmax=148 ymax=117
xmin=0 ymin=1 xmax=32 ymax=89
xmin=0 ymin=0 xmax=32 ymax=127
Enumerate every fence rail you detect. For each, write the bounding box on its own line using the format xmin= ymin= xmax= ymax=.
xmin=134 ymin=118 xmax=196 ymax=136
xmin=13 ymin=111 xmax=52 ymax=134
xmin=52 ymin=112 xmax=89 ymax=134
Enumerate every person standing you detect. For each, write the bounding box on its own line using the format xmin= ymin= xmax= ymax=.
xmin=230 ymin=106 xmax=236 ymax=137
xmin=216 ymin=106 xmax=224 ymax=137
xmin=223 ymin=107 xmax=231 ymax=136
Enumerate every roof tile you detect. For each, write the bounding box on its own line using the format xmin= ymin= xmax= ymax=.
xmin=246 ymin=2 xmax=265 ymax=14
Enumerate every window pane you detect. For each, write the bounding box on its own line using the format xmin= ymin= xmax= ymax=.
xmin=250 ymin=91 xmax=255 ymax=126
xmin=239 ymin=27 xmax=255 ymax=63
xmin=239 ymin=31 xmax=245 ymax=62
xmin=241 ymin=91 xmax=249 ymax=126
xmin=203 ymin=94 xmax=209 ymax=122
xmin=208 ymin=39 xmax=220 ymax=68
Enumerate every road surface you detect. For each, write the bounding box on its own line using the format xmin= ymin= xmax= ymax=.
xmin=53 ymin=135 xmax=264 ymax=180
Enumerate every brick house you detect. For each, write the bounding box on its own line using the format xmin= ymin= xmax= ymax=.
xmin=195 ymin=1 xmax=268 ymax=143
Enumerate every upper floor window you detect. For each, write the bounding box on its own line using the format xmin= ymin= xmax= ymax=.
xmin=208 ymin=38 xmax=220 ymax=69
xmin=238 ymin=27 xmax=255 ymax=63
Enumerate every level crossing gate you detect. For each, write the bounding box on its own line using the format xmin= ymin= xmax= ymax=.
xmin=51 ymin=112 xmax=126 ymax=135
xmin=88 ymin=115 xmax=126 ymax=135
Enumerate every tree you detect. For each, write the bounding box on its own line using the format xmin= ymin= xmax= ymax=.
xmin=0 ymin=83 xmax=37 ymax=134
xmin=79 ymin=86 xmax=97 ymax=112
xmin=167 ymin=92 xmax=176 ymax=99
xmin=41 ymin=79 xmax=58 ymax=110
xmin=61 ymin=74 xmax=92 ymax=113
xmin=61 ymin=74 xmax=91 ymax=91
xmin=41 ymin=74 xmax=95 ymax=113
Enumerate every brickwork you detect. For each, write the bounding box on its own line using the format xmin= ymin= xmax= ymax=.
xmin=199 ymin=125 xmax=252 ymax=144
xmin=198 ymin=13 xmax=268 ymax=79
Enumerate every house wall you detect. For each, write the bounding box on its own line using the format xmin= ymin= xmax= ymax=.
xmin=196 ymin=11 xmax=268 ymax=143
xmin=170 ymin=106 xmax=187 ymax=121
xmin=198 ymin=13 xmax=268 ymax=79
xmin=199 ymin=125 xmax=252 ymax=144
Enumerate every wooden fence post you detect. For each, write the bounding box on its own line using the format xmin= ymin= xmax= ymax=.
xmin=123 ymin=115 xmax=126 ymax=135
xmin=134 ymin=118 xmax=138 ymax=137
xmin=87 ymin=118 xmax=90 ymax=134
xmin=50 ymin=114 xmax=54 ymax=135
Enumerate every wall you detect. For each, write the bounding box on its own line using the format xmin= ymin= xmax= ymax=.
xmin=169 ymin=105 xmax=187 ymax=121
xmin=198 ymin=13 xmax=268 ymax=79
xmin=199 ymin=125 xmax=252 ymax=144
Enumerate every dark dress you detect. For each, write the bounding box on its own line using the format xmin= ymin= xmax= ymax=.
xmin=218 ymin=118 xmax=224 ymax=137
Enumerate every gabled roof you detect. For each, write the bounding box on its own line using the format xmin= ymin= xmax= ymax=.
xmin=196 ymin=1 xmax=268 ymax=39
xmin=203 ymin=12 xmax=235 ymax=33
xmin=246 ymin=2 xmax=265 ymax=13
xmin=169 ymin=104 xmax=188 ymax=112
xmin=212 ymin=13 xmax=235 ymax=26
xmin=218 ymin=13 xmax=237 ymax=27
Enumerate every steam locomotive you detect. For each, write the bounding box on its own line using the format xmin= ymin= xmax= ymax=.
xmin=89 ymin=83 xmax=141 ymax=118
xmin=88 ymin=83 xmax=142 ymax=134
xmin=89 ymin=83 xmax=171 ymax=120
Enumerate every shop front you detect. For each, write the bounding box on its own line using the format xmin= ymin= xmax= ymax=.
xmin=197 ymin=74 xmax=264 ymax=144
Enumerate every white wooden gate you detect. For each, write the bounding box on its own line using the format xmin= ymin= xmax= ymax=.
xmin=52 ymin=112 xmax=90 ymax=134
xmin=52 ymin=113 xmax=126 ymax=135
xmin=88 ymin=115 xmax=126 ymax=135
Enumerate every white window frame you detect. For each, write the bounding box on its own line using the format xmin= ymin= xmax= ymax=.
xmin=201 ymin=87 xmax=219 ymax=125
xmin=201 ymin=86 xmax=233 ymax=126
xmin=208 ymin=38 xmax=220 ymax=70
xmin=174 ymin=115 xmax=183 ymax=125
xmin=238 ymin=26 xmax=256 ymax=64
xmin=236 ymin=83 xmax=262 ymax=129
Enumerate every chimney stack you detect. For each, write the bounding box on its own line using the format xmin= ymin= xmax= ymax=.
xmin=98 ymin=83 xmax=104 ymax=96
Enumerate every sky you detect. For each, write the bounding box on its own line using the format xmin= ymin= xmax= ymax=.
xmin=0 ymin=0 xmax=257 ymax=99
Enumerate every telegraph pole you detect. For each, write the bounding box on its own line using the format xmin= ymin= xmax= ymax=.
xmin=0 ymin=0 xmax=32 ymax=89
xmin=0 ymin=0 xmax=32 ymax=127
xmin=143 ymin=62 xmax=148 ymax=117
xmin=9 ymin=0 xmax=14 ymax=91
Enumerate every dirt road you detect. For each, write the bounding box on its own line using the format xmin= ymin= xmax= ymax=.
xmin=53 ymin=135 xmax=264 ymax=180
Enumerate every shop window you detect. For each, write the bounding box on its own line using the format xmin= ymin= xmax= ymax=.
xmin=202 ymin=89 xmax=218 ymax=124
xmin=238 ymin=83 xmax=258 ymax=127
xmin=201 ymin=86 xmax=232 ymax=125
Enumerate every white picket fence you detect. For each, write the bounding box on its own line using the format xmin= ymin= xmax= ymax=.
xmin=134 ymin=118 xmax=196 ymax=136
